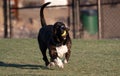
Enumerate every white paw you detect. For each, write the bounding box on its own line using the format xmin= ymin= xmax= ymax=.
xmin=47 ymin=62 xmax=55 ymax=68
xmin=63 ymin=59 xmax=68 ymax=64
xmin=54 ymin=57 xmax=64 ymax=68
xmin=50 ymin=62 xmax=55 ymax=66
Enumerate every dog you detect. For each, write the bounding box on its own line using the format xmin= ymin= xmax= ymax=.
xmin=38 ymin=2 xmax=71 ymax=68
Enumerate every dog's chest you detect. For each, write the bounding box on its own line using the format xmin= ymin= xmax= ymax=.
xmin=56 ymin=45 xmax=68 ymax=58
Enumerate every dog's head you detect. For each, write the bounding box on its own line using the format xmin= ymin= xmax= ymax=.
xmin=53 ymin=22 xmax=69 ymax=42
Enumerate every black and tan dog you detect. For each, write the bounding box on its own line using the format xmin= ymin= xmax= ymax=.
xmin=38 ymin=2 xmax=71 ymax=68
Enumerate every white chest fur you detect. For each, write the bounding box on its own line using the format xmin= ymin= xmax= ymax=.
xmin=54 ymin=45 xmax=68 ymax=68
xmin=56 ymin=45 xmax=68 ymax=58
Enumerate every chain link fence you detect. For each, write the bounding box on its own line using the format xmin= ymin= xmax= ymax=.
xmin=101 ymin=0 xmax=120 ymax=39
xmin=8 ymin=0 xmax=70 ymax=38
xmin=79 ymin=0 xmax=120 ymax=39
xmin=1 ymin=0 xmax=120 ymax=39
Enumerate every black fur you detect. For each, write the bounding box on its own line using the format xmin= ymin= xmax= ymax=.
xmin=38 ymin=2 xmax=71 ymax=67
xmin=40 ymin=2 xmax=50 ymax=26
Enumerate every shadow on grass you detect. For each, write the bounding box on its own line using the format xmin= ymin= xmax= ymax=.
xmin=0 ymin=61 xmax=49 ymax=70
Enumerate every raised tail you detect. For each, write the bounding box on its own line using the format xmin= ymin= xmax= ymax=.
xmin=40 ymin=2 xmax=51 ymax=27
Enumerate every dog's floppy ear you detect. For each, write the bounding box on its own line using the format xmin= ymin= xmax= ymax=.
xmin=53 ymin=22 xmax=63 ymax=34
xmin=53 ymin=28 xmax=57 ymax=34
xmin=53 ymin=22 xmax=58 ymax=34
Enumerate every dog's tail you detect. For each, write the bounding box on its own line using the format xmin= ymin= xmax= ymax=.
xmin=40 ymin=2 xmax=51 ymax=27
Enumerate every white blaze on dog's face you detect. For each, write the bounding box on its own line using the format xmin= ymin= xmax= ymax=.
xmin=54 ymin=45 xmax=68 ymax=68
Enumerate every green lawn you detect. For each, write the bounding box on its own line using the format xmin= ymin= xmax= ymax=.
xmin=0 ymin=39 xmax=120 ymax=76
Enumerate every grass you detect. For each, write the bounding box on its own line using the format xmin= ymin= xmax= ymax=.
xmin=0 ymin=39 xmax=120 ymax=76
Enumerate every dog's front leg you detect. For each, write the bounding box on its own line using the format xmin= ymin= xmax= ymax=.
xmin=64 ymin=49 xmax=71 ymax=64
xmin=48 ymin=46 xmax=64 ymax=68
xmin=40 ymin=48 xmax=49 ymax=66
xmin=48 ymin=47 xmax=57 ymax=67
xmin=64 ymin=40 xmax=71 ymax=64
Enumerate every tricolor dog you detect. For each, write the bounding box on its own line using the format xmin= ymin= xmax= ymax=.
xmin=38 ymin=2 xmax=71 ymax=68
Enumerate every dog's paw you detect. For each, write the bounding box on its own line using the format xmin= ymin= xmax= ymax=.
xmin=47 ymin=62 xmax=55 ymax=68
xmin=63 ymin=59 xmax=68 ymax=64
xmin=58 ymin=63 xmax=64 ymax=69
xmin=54 ymin=57 xmax=64 ymax=68
xmin=50 ymin=62 xmax=55 ymax=66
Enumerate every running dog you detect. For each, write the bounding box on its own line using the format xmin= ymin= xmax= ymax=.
xmin=38 ymin=2 xmax=71 ymax=68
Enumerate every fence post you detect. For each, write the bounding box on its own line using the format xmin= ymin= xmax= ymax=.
xmin=72 ymin=0 xmax=76 ymax=38
xmin=76 ymin=0 xmax=80 ymax=38
xmin=72 ymin=0 xmax=80 ymax=39
xmin=98 ymin=0 xmax=102 ymax=39
xmin=3 ymin=0 xmax=8 ymax=38
xmin=9 ymin=0 xmax=13 ymax=38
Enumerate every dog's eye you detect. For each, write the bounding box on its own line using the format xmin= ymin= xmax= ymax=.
xmin=61 ymin=26 xmax=65 ymax=29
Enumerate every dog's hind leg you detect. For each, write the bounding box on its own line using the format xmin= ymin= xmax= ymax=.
xmin=39 ymin=44 xmax=49 ymax=66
